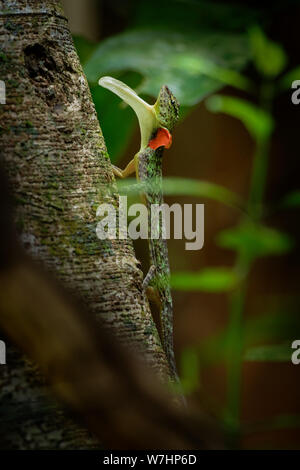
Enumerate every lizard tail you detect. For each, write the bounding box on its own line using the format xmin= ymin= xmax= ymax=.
xmin=161 ymin=297 xmax=177 ymax=379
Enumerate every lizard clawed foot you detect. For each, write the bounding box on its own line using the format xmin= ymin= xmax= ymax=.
xmin=112 ymin=158 xmax=136 ymax=179
xmin=142 ymin=265 xmax=156 ymax=290
xmin=112 ymin=165 xmax=123 ymax=178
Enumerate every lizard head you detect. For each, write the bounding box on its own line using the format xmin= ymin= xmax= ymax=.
xmin=154 ymin=85 xmax=179 ymax=133
xmin=98 ymin=76 xmax=179 ymax=151
xmin=148 ymin=85 xmax=179 ymax=150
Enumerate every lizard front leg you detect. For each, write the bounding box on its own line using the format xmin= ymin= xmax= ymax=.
xmin=112 ymin=158 xmax=136 ymax=179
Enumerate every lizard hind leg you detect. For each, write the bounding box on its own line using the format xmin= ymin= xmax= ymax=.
xmin=143 ymin=265 xmax=162 ymax=310
xmin=145 ymin=286 xmax=162 ymax=311
xmin=142 ymin=264 xmax=156 ymax=290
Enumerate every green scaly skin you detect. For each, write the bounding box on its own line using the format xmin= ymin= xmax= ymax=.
xmin=138 ymin=145 xmax=177 ymax=379
xmin=138 ymin=86 xmax=179 ymax=380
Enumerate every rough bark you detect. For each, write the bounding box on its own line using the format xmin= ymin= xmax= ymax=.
xmin=0 ymin=251 xmax=218 ymax=448
xmin=0 ymin=0 xmax=169 ymax=449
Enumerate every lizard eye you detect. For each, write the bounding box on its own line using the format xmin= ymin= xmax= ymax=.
xmin=148 ymin=128 xmax=172 ymax=150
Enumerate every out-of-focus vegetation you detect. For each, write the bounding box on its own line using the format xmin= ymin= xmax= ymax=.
xmin=75 ymin=0 xmax=257 ymax=162
xmin=74 ymin=0 xmax=300 ymax=448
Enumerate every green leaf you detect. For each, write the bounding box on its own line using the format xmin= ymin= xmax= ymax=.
xmin=170 ymin=55 xmax=252 ymax=92
xmin=162 ymin=178 xmax=244 ymax=209
xmin=280 ymin=190 xmax=300 ymax=208
xmin=73 ymin=35 xmax=97 ymax=65
xmin=117 ymin=177 xmax=244 ymax=211
xmin=206 ymin=95 xmax=274 ymax=141
xmin=216 ymin=222 xmax=293 ymax=259
xmin=244 ymin=342 xmax=292 ymax=362
xmin=84 ymin=29 xmax=251 ymax=106
xmin=249 ymin=25 xmax=287 ymax=78
xmin=171 ymin=267 xmax=239 ymax=292
xmin=280 ymin=66 xmax=300 ymax=89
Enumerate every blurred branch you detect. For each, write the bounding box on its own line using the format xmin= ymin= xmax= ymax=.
xmin=0 ymin=167 xmax=221 ymax=450
xmin=0 ymin=222 xmax=219 ymax=451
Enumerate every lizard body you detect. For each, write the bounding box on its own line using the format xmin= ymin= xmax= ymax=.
xmin=99 ymin=77 xmax=179 ymax=381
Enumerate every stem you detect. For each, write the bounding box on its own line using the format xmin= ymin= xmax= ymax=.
xmin=248 ymin=137 xmax=270 ymax=219
xmin=224 ymin=252 xmax=251 ymax=446
xmin=248 ymin=81 xmax=274 ymax=219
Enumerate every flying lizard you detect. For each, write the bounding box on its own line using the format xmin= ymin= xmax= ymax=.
xmin=99 ymin=76 xmax=180 ymax=383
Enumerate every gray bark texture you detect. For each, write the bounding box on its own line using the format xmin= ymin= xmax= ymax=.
xmin=0 ymin=0 xmax=170 ymax=449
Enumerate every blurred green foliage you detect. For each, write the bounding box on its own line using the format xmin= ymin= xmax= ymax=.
xmin=249 ymin=25 xmax=287 ymax=78
xmin=280 ymin=66 xmax=300 ymax=89
xmin=216 ymin=222 xmax=293 ymax=259
xmin=75 ymin=0 xmax=257 ymax=162
xmin=179 ymin=347 xmax=201 ymax=394
xmin=171 ymin=267 xmax=239 ymax=292
xmin=244 ymin=342 xmax=292 ymax=362
xmin=84 ymin=29 xmax=250 ymax=104
xmin=281 ymin=190 xmax=300 ymax=207
xmin=206 ymin=95 xmax=274 ymax=141
xmin=117 ymin=176 xmax=244 ymax=210
xmin=188 ymin=300 xmax=300 ymax=365
xmin=73 ymin=36 xmax=97 ymax=64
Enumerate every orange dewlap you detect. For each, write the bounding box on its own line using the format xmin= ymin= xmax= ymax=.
xmin=148 ymin=127 xmax=172 ymax=150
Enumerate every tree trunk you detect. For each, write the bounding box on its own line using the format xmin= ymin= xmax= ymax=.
xmin=0 ymin=0 xmax=169 ymax=449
